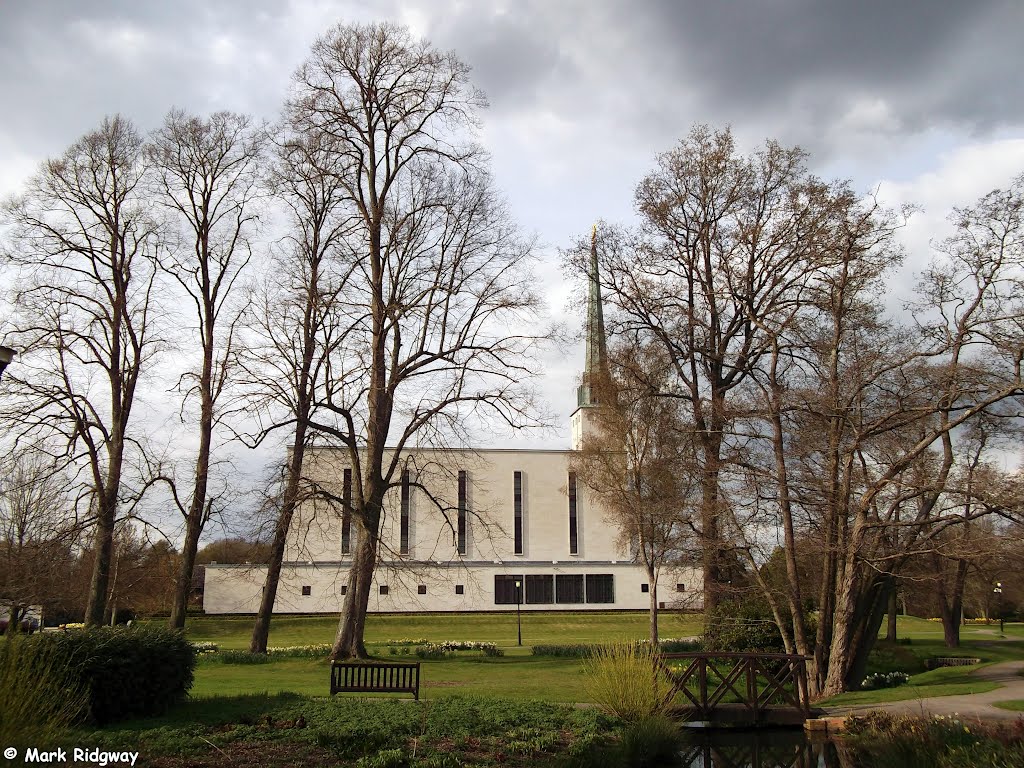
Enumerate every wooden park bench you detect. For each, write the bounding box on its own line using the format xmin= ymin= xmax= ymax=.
xmin=330 ymin=660 xmax=421 ymax=700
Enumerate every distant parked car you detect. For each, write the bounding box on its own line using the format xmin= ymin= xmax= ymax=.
xmin=0 ymin=618 xmax=39 ymax=635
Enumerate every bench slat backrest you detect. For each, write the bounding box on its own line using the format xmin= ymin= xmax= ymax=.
xmin=331 ymin=661 xmax=420 ymax=700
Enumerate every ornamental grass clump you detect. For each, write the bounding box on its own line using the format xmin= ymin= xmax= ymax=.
xmin=582 ymin=642 xmax=677 ymax=723
xmin=0 ymin=635 xmax=87 ymax=749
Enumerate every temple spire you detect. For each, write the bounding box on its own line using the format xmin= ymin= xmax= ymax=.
xmin=572 ymin=224 xmax=608 ymax=449
xmin=584 ymin=224 xmax=607 ymax=382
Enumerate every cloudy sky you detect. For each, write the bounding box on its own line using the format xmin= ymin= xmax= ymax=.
xmin=3 ymin=1 xmax=1024 ymax=520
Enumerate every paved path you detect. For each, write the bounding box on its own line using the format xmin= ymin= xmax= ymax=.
xmin=825 ymin=660 xmax=1024 ymax=721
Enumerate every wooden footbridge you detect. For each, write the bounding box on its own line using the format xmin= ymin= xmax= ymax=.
xmin=661 ymin=652 xmax=814 ymax=725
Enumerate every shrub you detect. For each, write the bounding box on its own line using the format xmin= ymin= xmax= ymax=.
xmin=216 ymin=650 xmax=272 ymax=664
xmin=659 ymin=638 xmax=702 ymax=653
xmin=0 ymin=636 xmax=87 ymax=748
xmin=842 ymin=712 xmax=1024 ymax=767
xmin=413 ymin=641 xmax=503 ymax=659
xmin=582 ymin=643 xmax=677 ymax=723
xmin=617 ymin=714 xmax=680 ymax=768
xmin=533 ymin=639 xmax=700 ymax=659
xmin=703 ymin=598 xmax=815 ymax=653
xmin=21 ymin=625 xmax=195 ymax=724
xmin=532 ymin=643 xmax=596 ymax=658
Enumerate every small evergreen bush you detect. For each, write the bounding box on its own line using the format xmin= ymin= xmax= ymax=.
xmin=23 ymin=625 xmax=195 ymax=724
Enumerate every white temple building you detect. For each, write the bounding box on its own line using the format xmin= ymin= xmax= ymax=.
xmin=203 ymin=247 xmax=702 ymax=614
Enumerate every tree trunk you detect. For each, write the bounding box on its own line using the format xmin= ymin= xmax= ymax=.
xmin=332 ymin=523 xmax=378 ymax=659
xmin=844 ymin=577 xmax=891 ymax=690
xmin=647 ymin=567 xmax=659 ymax=646
xmin=84 ymin=489 xmax=118 ymax=627
xmin=886 ymin=586 xmax=898 ymax=642
xmin=250 ymin=424 xmax=308 ymax=654
xmin=169 ymin=514 xmax=204 ymax=629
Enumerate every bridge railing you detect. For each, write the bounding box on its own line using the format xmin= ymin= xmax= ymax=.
xmin=660 ymin=652 xmax=812 ymax=722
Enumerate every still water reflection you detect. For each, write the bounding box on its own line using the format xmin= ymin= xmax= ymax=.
xmin=677 ymin=727 xmax=845 ymax=768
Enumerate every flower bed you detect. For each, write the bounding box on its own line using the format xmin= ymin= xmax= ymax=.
xmin=861 ymin=671 xmax=910 ymax=690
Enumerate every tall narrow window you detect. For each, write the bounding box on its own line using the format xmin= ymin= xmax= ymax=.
xmin=568 ymin=471 xmax=578 ymax=556
xmin=400 ymin=469 xmax=411 ymax=555
xmin=341 ymin=468 xmax=352 ymax=556
xmin=457 ymin=470 xmax=468 ymax=555
xmin=513 ymin=470 xmax=523 ymax=555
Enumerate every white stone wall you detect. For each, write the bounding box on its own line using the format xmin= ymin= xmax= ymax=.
xmin=203 ymin=561 xmax=702 ymax=614
xmin=203 ymin=445 xmax=705 ymax=614
xmin=285 ymin=448 xmax=627 ymax=565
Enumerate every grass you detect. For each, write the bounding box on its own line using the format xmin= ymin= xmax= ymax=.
xmin=821 ymin=665 xmax=1001 ymax=706
xmin=993 ymin=700 xmax=1024 ymax=711
xmin=179 ymin=610 xmax=704 ymax=650
xmin=41 ymin=614 xmax=1024 ymax=766
xmin=72 ymin=692 xmax=616 ymax=767
xmin=157 ymin=614 xmax=1024 ymax=711
xmin=193 ymin=654 xmax=593 ymax=701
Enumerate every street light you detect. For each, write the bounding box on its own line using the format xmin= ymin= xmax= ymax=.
xmin=994 ymin=582 xmax=1005 ymax=633
xmin=0 ymin=346 xmax=14 ymax=380
xmin=515 ymin=578 xmax=522 ymax=646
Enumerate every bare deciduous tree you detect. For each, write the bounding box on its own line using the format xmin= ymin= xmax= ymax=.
xmin=2 ymin=116 xmax=160 ymax=626
xmin=571 ymin=341 xmax=700 ymax=644
xmin=0 ymin=452 xmax=80 ymax=632
xmin=238 ymin=116 xmax=356 ymax=654
xmin=282 ymin=22 xmax=544 ymax=659
xmin=146 ymin=108 xmax=266 ymax=629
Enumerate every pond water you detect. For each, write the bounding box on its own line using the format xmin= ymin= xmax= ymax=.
xmin=677 ymin=726 xmax=846 ymax=768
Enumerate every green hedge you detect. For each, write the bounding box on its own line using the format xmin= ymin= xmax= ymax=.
xmin=532 ymin=638 xmax=702 ymax=658
xmin=20 ymin=626 xmax=195 ymax=725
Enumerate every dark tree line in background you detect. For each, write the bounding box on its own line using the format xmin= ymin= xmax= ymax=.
xmin=570 ymin=127 xmax=1024 ymax=696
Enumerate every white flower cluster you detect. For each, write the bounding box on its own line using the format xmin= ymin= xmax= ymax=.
xmin=266 ymin=643 xmax=332 ymax=657
xmin=861 ymin=671 xmax=910 ymax=690
xmin=414 ymin=640 xmax=503 ymax=658
xmin=434 ymin=640 xmax=499 ymax=651
xmin=384 ymin=638 xmax=429 ymax=646
xmin=190 ymin=641 xmax=219 ymax=654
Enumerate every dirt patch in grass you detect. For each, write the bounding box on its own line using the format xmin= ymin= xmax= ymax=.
xmin=145 ymin=740 xmax=341 ymax=767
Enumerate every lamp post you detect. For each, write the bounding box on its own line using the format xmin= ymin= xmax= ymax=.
xmin=994 ymin=582 xmax=1005 ymax=633
xmin=0 ymin=346 xmax=14 ymax=380
xmin=515 ymin=578 xmax=522 ymax=646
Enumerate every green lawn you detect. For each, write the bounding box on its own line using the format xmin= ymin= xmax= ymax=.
xmin=194 ymin=654 xmax=592 ymax=701
xmin=185 ymin=610 xmax=703 ymax=702
xmin=182 ymin=610 xmax=703 ymax=650
xmin=993 ymin=700 xmax=1024 ymax=711
xmin=176 ymin=613 xmax=1024 ymax=707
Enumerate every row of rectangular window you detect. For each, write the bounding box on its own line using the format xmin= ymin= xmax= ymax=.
xmin=339 ymin=469 xmax=581 ymax=558
xmin=300 ymin=580 xmax=682 ymax=598
xmin=301 ymin=584 xmax=467 ymax=596
xmin=493 ymin=574 xmax=614 ymax=605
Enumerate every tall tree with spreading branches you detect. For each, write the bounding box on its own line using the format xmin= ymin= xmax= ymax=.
xmin=283 ymin=22 xmax=544 ymax=659
xmin=146 ymin=108 xmax=266 ymax=629
xmin=1 ymin=116 xmax=160 ymax=626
